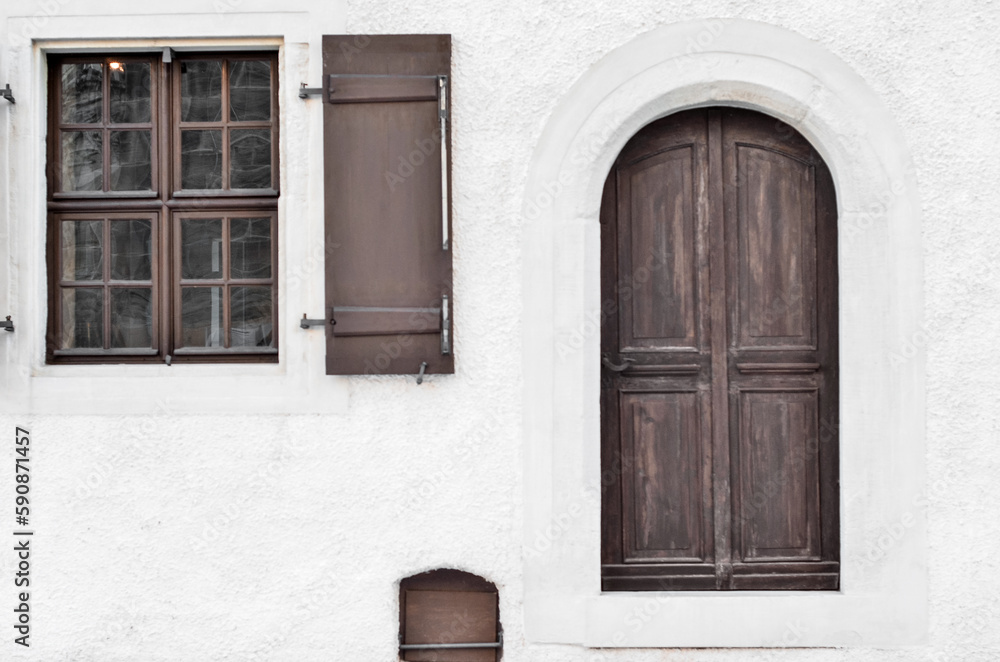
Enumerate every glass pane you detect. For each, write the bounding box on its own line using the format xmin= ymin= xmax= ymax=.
xmin=61 ymin=131 xmax=103 ymax=191
xmin=110 ymin=131 xmax=152 ymax=191
xmin=180 ymin=60 xmax=222 ymax=122
xmin=181 ymin=287 xmax=223 ymax=348
xmin=109 ymin=61 xmax=151 ymax=123
xmin=181 ymin=130 xmax=222 ymax=189
xmin=61 ymin=220 xmax=104 ymax=281
xmin=110 ymin=219 xmax=152 ymax=281
xmin=60 ymin=288 xmax=104 ymax=349
xmin=229 ymin=60 xmax=271 ymax=121
xmin=231 ymin=286 xmax=273 ymax=348
xmin=61 ymin=63 xmax=103 ymax=124
xmin=180 ymin=218 xmax=223 ymax=279
xmin=230 ymin=129 xmax=271 ymax=189
xmin=110 ymin=288 xmax=153 ymax=348
xmin=230 ymin=217 xmax=272 ymax=279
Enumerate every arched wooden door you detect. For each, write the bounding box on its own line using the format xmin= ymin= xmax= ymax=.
xmin=600 ymin=107 xmax=839 ymax=591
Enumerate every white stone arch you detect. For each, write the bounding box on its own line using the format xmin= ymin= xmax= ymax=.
xmin=521 ymin=18 xmax=925 ymax=648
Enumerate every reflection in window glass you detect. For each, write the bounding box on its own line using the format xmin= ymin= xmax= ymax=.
xmin=61 ymin=63 xmax=103 ymax=124
xmin=231 ymin=286 xmax=273 ymax=347
xmin=110 ymin=131 xmax=153 ymax=191
xmin=181 ymin=286 xmax=224 ymax=348
xmin=109 ymin=61 xmax=151 ymax=124
xmin=110 ymin=288 xmax=153 ymax=348
xmin=61 ymin=131 xmax=103 ymax=192
xmin=180 ymin=219 xmax=223 ymax=280
xmin=181 ymin=130 xmax=223 ymax=189
xmin=110 ymin=220 xmax=152 ymax=281
xmin=61 ymin=288 xmax=104 ymax=349
xmin=229 ymin=60 xmax=271 ymax=121
xmin=180 ymin=60 xmax=223 ymax=122
xmin=230 ymin=129 xmax=271 ymax=189
xmin=61 ymin=220 xmax=104 ymax=281
xmin=230 ymin=218 xmax=272 ymax=279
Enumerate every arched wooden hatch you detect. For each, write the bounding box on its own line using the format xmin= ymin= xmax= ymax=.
xmin=399 ymin=569 xmax=502 ymax=660
xmin=600 ymin=107 xmax=840 ymax=591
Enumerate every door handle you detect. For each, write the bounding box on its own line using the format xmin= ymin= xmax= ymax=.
xmin=602 ymin=355 xmax=635 ymax=372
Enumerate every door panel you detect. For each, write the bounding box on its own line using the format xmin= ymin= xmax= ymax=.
xmin=602 ymin=107 xmax=839 ymax=591
xmin=735 ymin=146 xmax=817 ymax=350
xmin=620 ymin=390 xmax=709 ymax=562
xmin=734 ymin=389 xmax=821 ymax=562
xmin=619 ymin=147 xmax=699 ymax=350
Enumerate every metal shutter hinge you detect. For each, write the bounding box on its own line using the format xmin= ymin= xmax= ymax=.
xmin=300 ymin=314 xmax=328 ymax=329
xmin=299 ymin=83 xmax=323 ymax=99
xmin=1 ymin=316 xmax=13 ymax=332
xmin=440 ymin=295 xmax=450 ymax=355
xmin=2 ymin=84 xmax=14 ymax=104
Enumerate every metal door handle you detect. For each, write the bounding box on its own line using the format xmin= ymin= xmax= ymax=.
xmin=602 ymin=355 xmax=635 ymax=372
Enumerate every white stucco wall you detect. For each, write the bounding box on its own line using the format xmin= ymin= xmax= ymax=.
xmin=0 ymin=0 xmax=995 ymax=660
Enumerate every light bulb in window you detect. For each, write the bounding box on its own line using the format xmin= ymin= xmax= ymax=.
xmin=109 ymin=61 xmax=124 ymax=71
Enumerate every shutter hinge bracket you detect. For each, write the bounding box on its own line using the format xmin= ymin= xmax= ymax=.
xmin=440 ymin=295 xmax=450 ymax=355
xmin=300 ymin=314 xmax=328 ymax=329
xmin=2 ymin=84 xmax=14 ymax=104
xmin=437 ymin=75 xmax=449 ymax=123
xmin=299 ymin=83 xmax=324 ymax=99
xmin=1 ymin=315 xmax=13 ymax=332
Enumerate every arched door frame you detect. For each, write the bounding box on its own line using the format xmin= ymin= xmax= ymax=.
xmin=522 ymin=18 xmax=925 ymax=647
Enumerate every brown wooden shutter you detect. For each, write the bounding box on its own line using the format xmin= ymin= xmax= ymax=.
xmin=322 ymin=35 xmax=453 ymax=376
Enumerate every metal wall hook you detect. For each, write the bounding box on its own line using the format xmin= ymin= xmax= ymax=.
xmin=416 ymin=361 xmax=428 ymax=385
xmin=1 ymin=315 xmax=13 ymax=332
xmin=2 ymin=84 xmax=14 ymax=104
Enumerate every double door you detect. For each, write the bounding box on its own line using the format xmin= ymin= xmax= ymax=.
xmin=600 ymin=108 xmax=839 ymax=590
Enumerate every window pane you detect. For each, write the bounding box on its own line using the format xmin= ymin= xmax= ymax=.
xmin=181 ymin=218 xmax=223 ymax=279
xmin=110 ymin=219 xmax=152 ymax=281
xmin=110 ymin=131 xmax=152 ymax=191
xmin=61 ymin=220 xmax=104 ymax=281
xmin=61 ymin=288 xmax=104 ymax=349
xmin=229 ymin=60 xmax=271 ymax=121
xmin=109 ymin=61 xmax=151 ymax=123
xmin=61 ymin=131 xmax=103 ymax=191
xmin=230 ymin=217 xmax=271 ymax=279
xmin=181 ymin=130 xmax=222 ymax=189
xmin=181 ymin=286 xmax=223 ymax=348
xmin=231 ymin=286 xmax=273 ymax=347
xmin=180 ymin=60 xmax=222 ymax=122
xmin=110 ymin=288 xmax=153 ymax=348
xmin=230 ymin=128 xmax=271 ymax=189
xmin=61 ymin=63 xmax=103 ymax=124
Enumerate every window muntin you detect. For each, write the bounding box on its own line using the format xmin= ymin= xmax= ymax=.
xmin=46 ymin=52 xmax=279 ymax=364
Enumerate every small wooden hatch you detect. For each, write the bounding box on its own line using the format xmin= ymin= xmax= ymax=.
xmin=399 ymin=569 xmax=501 ymax=661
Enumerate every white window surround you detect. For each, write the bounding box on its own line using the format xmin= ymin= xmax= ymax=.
xmin=521 ymin=18 xmax=926 ymax=648
xmin=0 ymin=8 xmax=351 ymax=414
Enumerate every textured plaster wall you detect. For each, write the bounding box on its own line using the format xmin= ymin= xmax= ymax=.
xmin=0 ymin=0 xmax=996 ymax=660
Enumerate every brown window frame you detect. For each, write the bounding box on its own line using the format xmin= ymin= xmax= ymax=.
xmin=46 ymin=50 xmax=280 ymax=365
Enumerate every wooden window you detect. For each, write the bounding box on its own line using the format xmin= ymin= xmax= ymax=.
xmin=600 ymin=108 xmax=840 ymax=590
xmin=321 ymin=35 xmax=454 ymax=376
xmin=46 ymin=52 xmax=279 ymax=364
